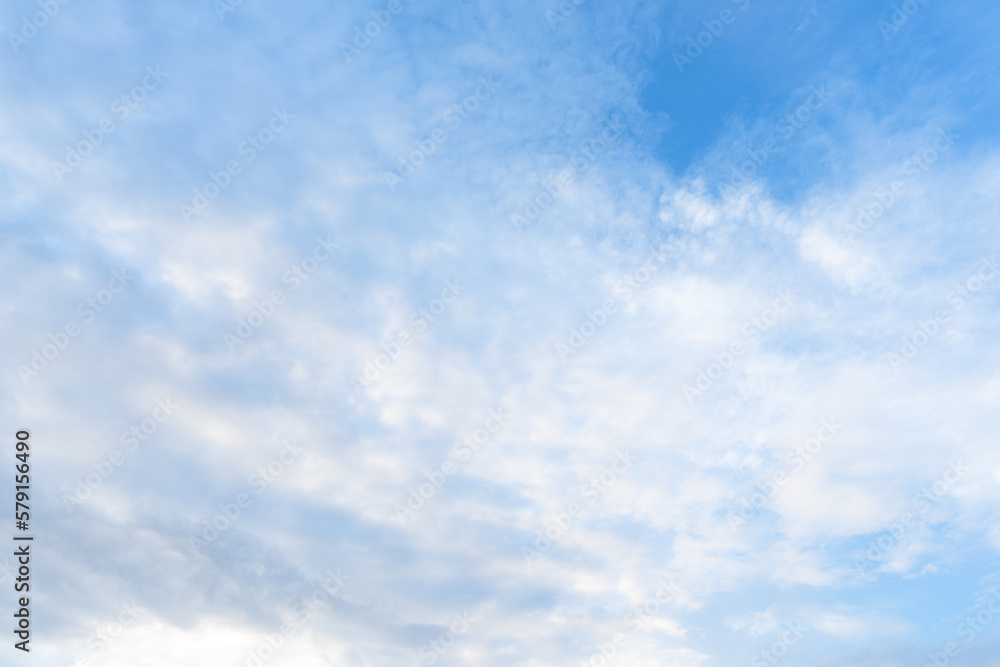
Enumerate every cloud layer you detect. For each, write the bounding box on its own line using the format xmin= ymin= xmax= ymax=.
xmin=2 ymin=0 xmax=1000 ymax=665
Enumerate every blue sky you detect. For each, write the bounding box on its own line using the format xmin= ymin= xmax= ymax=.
xmin=2 ymin=0 xmax=1000 ymax=665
